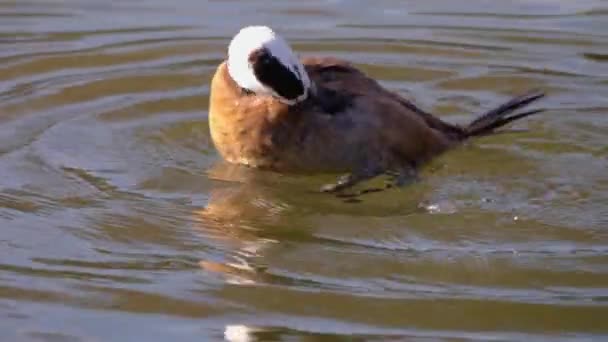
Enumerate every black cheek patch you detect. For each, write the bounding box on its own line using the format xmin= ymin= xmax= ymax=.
xmin=250 ymin=49 xmax=305 ymax=101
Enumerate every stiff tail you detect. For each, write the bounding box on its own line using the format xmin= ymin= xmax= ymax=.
xmin=464 ymin=90 xmax=545 ymax=138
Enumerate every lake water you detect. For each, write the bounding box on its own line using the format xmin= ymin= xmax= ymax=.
xmin=1 ymin=0 xmax=607 ymax=341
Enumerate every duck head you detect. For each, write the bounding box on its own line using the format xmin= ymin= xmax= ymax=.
xmin=227 ymin=26 xmax=312 ymax=105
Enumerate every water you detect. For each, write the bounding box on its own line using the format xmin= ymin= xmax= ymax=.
xmin=1 ymin=0 xmax=607 ymax=340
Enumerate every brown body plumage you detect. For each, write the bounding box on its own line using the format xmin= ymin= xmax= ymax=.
xmin=209 ymin=27 xmax=544 ymax=192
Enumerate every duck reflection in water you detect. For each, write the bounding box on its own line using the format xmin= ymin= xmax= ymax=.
xmin=193 ymin=161 xmax=429 ymax=285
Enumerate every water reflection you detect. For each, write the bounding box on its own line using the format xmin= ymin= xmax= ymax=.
xmin=195 ymin=162 xmax=307 ymax=286
xmin=1 ymin=0 xmax=608 ymax=340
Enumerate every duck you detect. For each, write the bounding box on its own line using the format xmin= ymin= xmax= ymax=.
xmin=208 ymin=25 xmax=545 ymax=192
